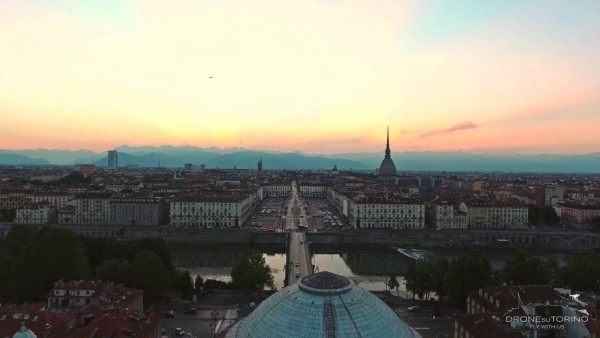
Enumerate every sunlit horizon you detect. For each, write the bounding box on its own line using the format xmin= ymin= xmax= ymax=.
xmin=1 ymin=1 xmax=599 ymax=155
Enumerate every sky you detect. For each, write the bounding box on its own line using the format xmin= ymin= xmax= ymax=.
xmin=1 ymin=0 xmax=599 ymax=155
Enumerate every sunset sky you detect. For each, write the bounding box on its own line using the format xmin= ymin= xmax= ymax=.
xmin=1 ymin=0 xmax=599 ymax=154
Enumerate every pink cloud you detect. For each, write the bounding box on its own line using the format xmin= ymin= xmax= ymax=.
xmin=420 ymin=121 xmax=478 ymax=138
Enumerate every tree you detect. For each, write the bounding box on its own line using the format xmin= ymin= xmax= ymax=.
xmin=96 ymin=259 xmax=130 ymax=284
xmin=444 ymin=251 xmax=492 ymax=311
xmin=502 ymin=251 xmax=552 ymax=285
xmin=231 ymin=250 xmax=274 ymax=290
xmin=171 ymin=270 xmax=194 ymax=300
xmin=129 ymin=250 xmax=170 ymax=303
xmin=194 ymin=276 xmax=205 ymax=297
xmin=556 ymin=251 xmax=600 ymax=291
xmin=387 ymin=275 xmax=400 ymax=296
xmin=4 ymin=225 xmax=38 ymax=256
xmin=16 ymin=227 xmax=91 ymax=301
xmin=405 ymin=261 xmax=430 ymax=299
xmin=404 ymin=257 xmax=448 ymax=300
xmin=0 ymin=251 xmax=16 ymax=302
xmin=127 ymin=238 xmax=173 ymax=272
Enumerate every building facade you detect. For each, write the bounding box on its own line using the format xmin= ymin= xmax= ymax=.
xmin=170 ymin=190 xmax=259 ymax=227
xmin=460 ymin=202 xmax=528 ymax=229
xmin=73 ymin=193 xmax=112 ymax=225
xmin=15 ymin=203 xmax=56 ymax=224
xmin=109 ymin=197 xmax=167 ymax=226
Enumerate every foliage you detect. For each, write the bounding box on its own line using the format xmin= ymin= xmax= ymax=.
xmin=96 ymin=259 xmax=131 ymax=284
xmin=171 ymin=270 xmax=195 ymax=300
xmin=129 ymin=250 xmax=170 ymax=302
xmin=56 ymin=171 xmax=91 ymax=185
xmin=502 ymin=251 xmax=553 ymax=285
xmin=404 ymin=256 xmax=448 ymax=300
xmin=194 ymin=276 xmax=205 ymax=296
xmin=4 ymin=225 xmax=38 ymax=256
xmin=204 ymin=279 xmax=232 ymax=293
xmin=16 ymin=227 xmax=91 ymax=301
xmin=444 ymin=251 xmax=492 ymax=311
xmin=387 ymin=275 xmax=400 ymax=295
xmin=231 ymin=250 xmax=274 ymax=290
xmin=556 ymin=251 xmax=600 ymax=291
xmin=0 ymin=251 xmax=16 ymax=302
xmin=528 ymin=205 xmax=560 ymax=226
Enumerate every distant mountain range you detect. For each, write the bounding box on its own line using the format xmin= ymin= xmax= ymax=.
xmin=1 ymin=146 xmax=599 ymax=173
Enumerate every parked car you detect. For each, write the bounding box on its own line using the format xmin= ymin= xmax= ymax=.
xmin=161 ymin=310 xmax=175 ymax=318
xmin=408 ymin=306 xmax=420 ymax=312
xmin=430 ymin=309 xmax=442 ymax=317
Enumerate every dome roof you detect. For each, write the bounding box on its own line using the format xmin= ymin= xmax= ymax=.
xmin=226 ymin=272 xmax=419 ymax=338
xmin=378 ymin=157 xmax=397 ymax=177
xmin=13 ymin=324 xmax=37 ymax=338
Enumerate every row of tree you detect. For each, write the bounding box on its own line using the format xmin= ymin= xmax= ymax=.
xmin=388 ymin=249 xmax=600 ymax=311
xmin=0 ymin=225 xmax=275 ymax=304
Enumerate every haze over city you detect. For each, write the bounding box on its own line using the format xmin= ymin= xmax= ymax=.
xmin=1 ymin=0 xmax=599 ymax=154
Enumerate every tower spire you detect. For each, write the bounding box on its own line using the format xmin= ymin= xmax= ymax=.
xmin=385 ymin=126 xmax=391 ymax=158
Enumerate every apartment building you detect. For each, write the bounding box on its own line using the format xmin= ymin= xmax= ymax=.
xmin=460 ymin=200 xmax=528 ymax=229
xmin=15 ymin=202 xmax=56 ymax=224
xmin=73 ymin=192 xmax=112 ymax=225
xmin=170 ymin=189 xmax=259 ymax=227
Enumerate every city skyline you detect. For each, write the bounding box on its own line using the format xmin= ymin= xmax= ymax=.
xmin=1 ymin=1 xmax=599 ymax=154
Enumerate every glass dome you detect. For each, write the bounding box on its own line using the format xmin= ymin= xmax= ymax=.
xmin=226 ymin=271 xmax=420 ymax=338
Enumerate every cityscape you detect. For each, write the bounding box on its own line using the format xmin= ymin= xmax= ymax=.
xmin=1 ymin=1 xmax=600 ymax=338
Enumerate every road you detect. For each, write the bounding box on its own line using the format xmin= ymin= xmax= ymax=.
xmin=286 ymin=232 xmax=312 ymax=285
xmin=284 ymin=181 xmax=313 ymax=285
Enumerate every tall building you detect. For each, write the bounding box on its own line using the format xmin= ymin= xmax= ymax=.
xmin=257 ymin=158 xmax=263 ymax=172
xmin=377 ymin=126 xmax=397 ymax=184
xmin=107 ymin=150 xmax=118 ymax=169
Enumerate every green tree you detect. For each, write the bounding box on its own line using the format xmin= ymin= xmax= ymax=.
xmin=16 ymin=227 xmax=91 ymax=301
xmin=429 ymin=257 xmax=449 ymax=300
xmin=171 ymin=270 xmax=194 ymax=300
xmin=405 ymin=261 xmax=430 ymax=299
xmin=405 ymin=257 xmax=448 ymax=300
xmin=556 ymin=251 xmax=600 ymax=291
xmin=444 ymin=251 xmax=492 ymax=311
xmin=194 ymin=276 xmax=205 ymax=297
xmin=129 ymin=250 xmax=170 ymax=303
xmin=96 ymin=259 xmax=131 ymax=284
xmin=0 ymin=251 xmax=16 ymax=302
xmin=4 ymin=225 xmax=38 ymax=256
xmin=502 ymin=251 xmax=552 ymax=285
xmin=231 ymin=250 xmax=274 ymax=290
xmin=387 ymin=275 xmax=400 ymax=295
xmin=128 ymin=238 xmax=173 ymax=272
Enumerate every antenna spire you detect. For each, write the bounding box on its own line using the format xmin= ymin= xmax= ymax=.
xmin=385 ymin=126 xmax=391 ymax=158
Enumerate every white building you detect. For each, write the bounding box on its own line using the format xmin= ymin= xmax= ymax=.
xmin=170 ymin=190 xmax=259 ymax=227
xmin=459 ymin=201 xmax=528 ymax=229
xmin=73 ymin=193 xmax=112 ymax=225
xmin=31 ymin=192 xmax=74 ymax=209
xmin=261 ymin=184 xmax=291 ymax=197
xmin=15 ymin=203 xmax=57 ymax=224
xmin=430 ymin=203 xmax=467 ymax=230
xmin=326 ymin=188 xmax=426 ymax=229
xmin=299 ymin=184 xmax=326 ymax=198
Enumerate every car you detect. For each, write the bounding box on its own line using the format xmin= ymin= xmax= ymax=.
xmin=184 ymin=307 xmax=197 ymax=315
xmin=175 ymin=328 xmax=185 ymax=336
xmin=161 ymin=310 xmax=175 ymax=318
xmin=295 ymin=263 xmax=299 ymax=267
xmin=407 ymin=306 xmax=420 ymax=312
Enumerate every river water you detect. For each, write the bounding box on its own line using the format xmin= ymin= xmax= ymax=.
xmin=172 ymin=247 xmax=568 ymax=292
